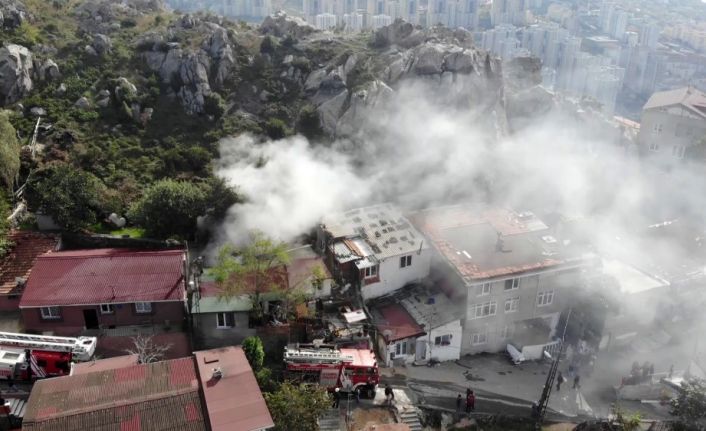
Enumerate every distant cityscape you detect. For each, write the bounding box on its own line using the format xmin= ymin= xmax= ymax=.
xmin=165 ymin=0 xmax=706 ymax=119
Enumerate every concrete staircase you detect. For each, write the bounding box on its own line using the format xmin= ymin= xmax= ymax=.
xmin=398 ymin=406 xmax=422 ymax=431
xmin=318 ymin=408 xmax=342 ymax=431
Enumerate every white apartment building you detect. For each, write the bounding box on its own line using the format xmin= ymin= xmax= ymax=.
xmin=315 ymin=13 xmax=338 ymax=29
xmin=412 ymin=207 xmax=597 ymax=357
xmin=317 ymin=204 xmax=432 ymax=301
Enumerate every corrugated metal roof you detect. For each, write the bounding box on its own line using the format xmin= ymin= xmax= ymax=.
xmin=0 ymin=231 xmax=58 ymax=295
xmin=23 ymin=357 xmax=206 ymax=431
xmin=19 ymin=248 xmax=185 ymax=307
xmin=372 ymin=303 xmax=425 ymax=343
xmin=194 ymin=346 xmax=274 ymax=431
xmin=71 ymin=354 xmax=140 ymax=375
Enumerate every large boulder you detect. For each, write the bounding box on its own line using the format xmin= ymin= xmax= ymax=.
xmin=443 ymin=50 xmax=475 ymax=74
xmin=337 ymin=80 xmax=393 ymax=136
xmin=414 ymin=44 xmax=445 ymax=75
xmin=114 ymin=77 xmax=137 ymax=102
xmin=317 ymin=89 xmax=348 ymax=136
xmin=39 ymin=59 xmax=60 ymax=81
xmin=177 ymin=52 xmax=212 ymax=115
xmin=203 ymin=24 xmax=235 ymax=89
xmin=0 ymin=44 xmax=33 ymax=106
xmin=372 ymin=19 xmax=415 ymax=47
xmin=260 ymin=11 xmax=315 ymax=39
xmin=92 ymin=34 xmax=113 ymax=56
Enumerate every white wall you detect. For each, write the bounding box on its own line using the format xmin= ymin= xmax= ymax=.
xmin=361 ymin=248 xmax=432 ymax=300
xmin=424 ymin=319 xmax=463 ymax=362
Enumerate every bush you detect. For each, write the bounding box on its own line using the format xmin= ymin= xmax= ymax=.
xmin=242 ymin=336 xmax=265 ymax=371
xmin=296 ymin=105 xmax=323 ymax=140
xmin=264 ymin=118 xmax=290 ymax=140
xmin=0 ymin=111 xmax=21 ymax=189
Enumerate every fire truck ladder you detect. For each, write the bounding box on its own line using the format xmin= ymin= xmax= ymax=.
xmin=0 ymin=332 xmax=97 ymax=362
xmin=284 ymin=344 xmax=354 ymax=364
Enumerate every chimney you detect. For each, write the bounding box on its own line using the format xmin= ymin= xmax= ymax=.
xmin=212 ymin=367 xmax=223 ymax=380
xmin=495 ymin=232 xmax=504 ymax=252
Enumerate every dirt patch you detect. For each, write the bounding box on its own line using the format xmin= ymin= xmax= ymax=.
xmin=350 ymin=408 xmax=396 ymax=430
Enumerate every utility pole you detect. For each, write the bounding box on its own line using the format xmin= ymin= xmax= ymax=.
xmin=534 ymin=308 xmax=572 ymax=428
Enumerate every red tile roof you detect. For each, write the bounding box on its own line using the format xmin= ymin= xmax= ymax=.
xmin=194 ymin=346 xmax=274 ymax=431
xmin=19 ymin=248 xmax=186 ymax=307
xmin=373 ymin=304 xmax=425 ymax=343
xmin=0 ymin=231 xmax=58 ymax=295
xmin=23 ymin=357 xmax=207 ymax=431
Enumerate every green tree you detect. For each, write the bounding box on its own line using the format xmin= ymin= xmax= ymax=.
xmin=242 ymin=336 xmax=265 ymax=371
xmin=210 ymin=230 xmax=290 ymax=317
xmin=264 ymin=382 xmax=330 ymax=431
xmin=0 ymin=190 xmax=12 ymax=257
xmin=204 ymin=176 xmax=240 ymax=220
xmin=0 ymin=110 xmax=21 ymax=190
xmin=128 ymin=179 xmax=208 ymax=239
xmin=296 ymin=105 xmax=323 ymax=140
xmin=264 ymin=118 xmax=290 ymax=140
xmin=613 ymin=405 xmax=642 ymax=431
xmin=25 ymin=164 xmax=105 ymax=231
xmin=671 ymin=378 xmax=706 ymax=431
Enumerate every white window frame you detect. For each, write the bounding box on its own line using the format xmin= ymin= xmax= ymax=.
xmin=648 ymin=142 xmax=660 ymax=152
xmin=537 ymin=290 xmax=554 ymax=307
xmin=504 ymin=297 xmax=519 ymax=313
xmin=501 ymin=325 xmax=514 ymax=339
xmin=672 ymin=145 xmax=686 ymax=159
xmin=100 ymin=304 xmax=114 ymax=314
xmin=400 ymin=255 xmax=412 ymax=268
xmin=216 ymin=312 xmax=235 ymax=329
xmin=472 ymin=301 xmax=497 ymax=319
xmin=652 ymin=123 xmax=662 ymax=133
xmin=504 ymin=278 xmax=520 ymax=290
xmin=135 ymin=302 xmax=152 ymax=314
xmin=364 ymin=265 xmax=378 ymax=278
xmin=40 ymin=306 xmax=60 ymax=320
xmin=471 ymin=331 xmax=487 ymax=346
xmin=478 ymin=282 xmax=492 ymax=296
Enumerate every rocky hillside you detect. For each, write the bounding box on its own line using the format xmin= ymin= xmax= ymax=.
xmin=0 ymin=0 xmax=552 ymax=238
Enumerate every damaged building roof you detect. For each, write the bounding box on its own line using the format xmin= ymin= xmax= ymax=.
xmin=398 ymin=285 xmax=464 ymax=329
xmin=411 ymin=206 xmax=592 ymax=282
xmin=321 ymin=203 xmax=428 ymax=268
xmin=370 ymin=303 xmax=426 ymax=343
xmin=0 ymin=231 xmax=59 ymax=296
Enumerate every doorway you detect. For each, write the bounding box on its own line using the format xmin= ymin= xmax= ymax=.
xmin=83 ymin=309 xmax=99 ymax=329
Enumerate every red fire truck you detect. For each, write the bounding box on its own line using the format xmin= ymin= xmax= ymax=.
xmin=0 ymin=331 xmax=97 ymax=380
xmin=283 ymin=343 xmax=380 ymax=397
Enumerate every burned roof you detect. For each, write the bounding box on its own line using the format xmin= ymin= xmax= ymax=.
xmin=398 ymin=285 xmax=464 ymax=329
xmin=0 ymin=231 xmax=59 ymax=295
xmin=370 ymin=303 xmax=425 ymax=343
xmin=411 ymin=206 xmax=592 ymax=282
xmin=321 ymin=203 xmax=428 ymax=264
xmin=23 ymin=357 xmax=207 ymax=431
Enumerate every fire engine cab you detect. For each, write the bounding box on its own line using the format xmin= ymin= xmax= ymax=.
xmin=0 ymin=332 xmax=97 ymax=380
xmin=284 ymin=343 xmax=379 ymax=397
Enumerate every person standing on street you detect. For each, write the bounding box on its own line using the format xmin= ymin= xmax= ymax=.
xmin=466 ymin=390 xmax=476 ymax=412
xmin=355 ymin=386 xmax=360 ymax=405
xmin=456 ymin=394 xmax=463 ymax=414
xmin=332 ymin=388 xmax=340 ymax=408
xmin=556 ymin=372 xmax=564 ymax=391
xmin=573 ymin=374 xmax=580 ymax=389
xmin=384 ymin=384 xmax=393 ymax=405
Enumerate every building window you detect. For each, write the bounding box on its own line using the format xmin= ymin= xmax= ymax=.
xmin=471 ymin=331 xmax=487 ymax=346
xmin=504 ymin=278 xmax=520 ymax=290
xmin=400 ymin=255 xmax=412 ymax=268
xmin=364 ymin=265 xmax=378 ymax=278
xmin=501 ymin=325 xmax=514 ymax=339
xmin=395 ymin=341 xmax=407 ymax=355
xmin=504 ymin=297 xmax=520 ymax=313
xmin=478 ymin=283 xmax=492 ymax=296
xmin=649 ymin=142 xmax=660 ymax=152
xmin=537 ymin=290 xmax=554 ymax=307
xmin=216 ymin=312 xmax=235 ymax=328
xmin=652 ymin=123 xmax=662 ymax=134
xmin=672 ymin=145 xmax=686 ymax=159
xmin=135 ymin=302 xmax=152 ymax=313
xmin=100 ymin=304 xmax=114 ymax=314
xmin=40 ymin=307 xmax=60 ymax=320
xmin=472 ymin=301 xmax=497 ymax=319
xmin=434 ymin=334 xmax=452 ymax=346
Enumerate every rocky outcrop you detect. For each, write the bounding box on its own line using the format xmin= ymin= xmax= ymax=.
xmin=203 ymin=24 xmax=235 ymax=89
xmin=74 ymin=97 xmax=91 ymax=110
xmin=260 ymin=11 xmax=315 ymax=39
xmin=0 ymin=0 xmax=27 ymax=30
xmin=0 ymin=44 xmax=33 ymax=106
xmin=337 ymin=80 xmax=393 ymax=136
xmin=178 ymin=52 xmax=212 ymax=115
xmin=114 ymin=77 xmax=137 ymax=103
